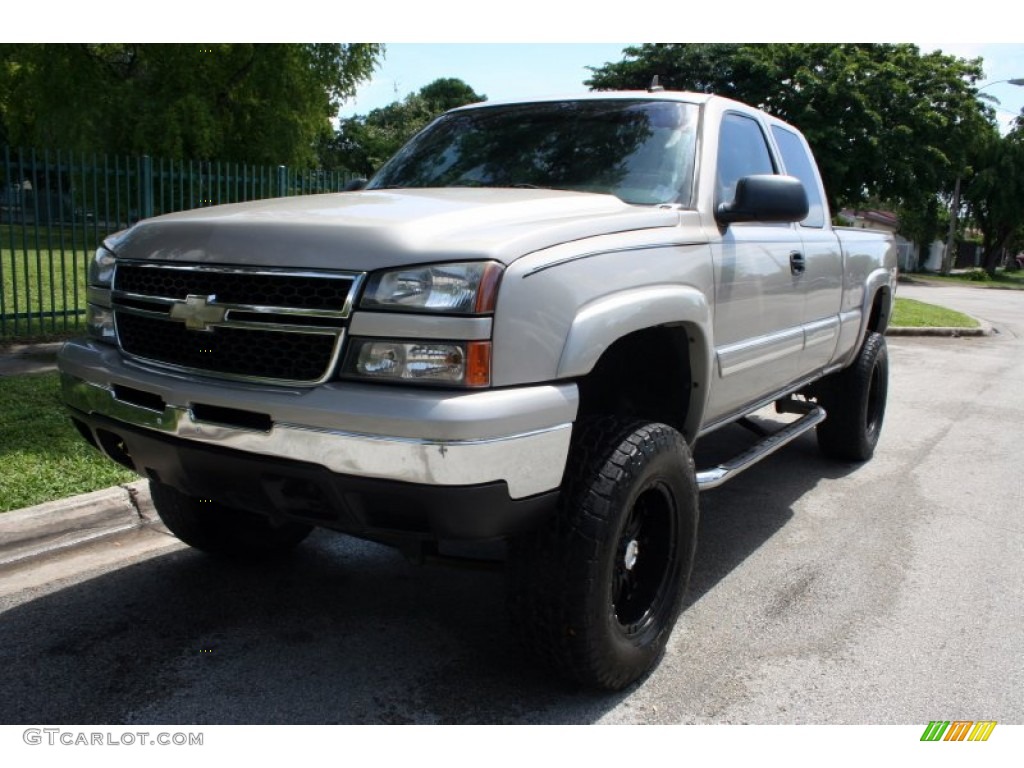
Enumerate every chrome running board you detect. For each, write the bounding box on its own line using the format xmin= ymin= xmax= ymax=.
xmin=696 ymin=402 xmax=826 ymax=491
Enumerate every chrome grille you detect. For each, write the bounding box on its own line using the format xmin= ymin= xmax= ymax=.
xmin=115 ymin=264 xmax=354 ymax=310
xmin=111 ymin=262 xmax=364 ymax=385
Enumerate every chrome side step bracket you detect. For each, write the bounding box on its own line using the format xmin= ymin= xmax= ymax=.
xmin=696 ymin=403 xmax=826 ymax=491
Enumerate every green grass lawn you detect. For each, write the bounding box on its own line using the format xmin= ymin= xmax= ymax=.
xmin=892 ymin=297 xmax=980 ymax=328
xmin=0 ymin=372 xmax=136 ymax=512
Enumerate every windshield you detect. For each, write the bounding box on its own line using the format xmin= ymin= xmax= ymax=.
xmin=367 ymin=99 xmax=699 ymax=207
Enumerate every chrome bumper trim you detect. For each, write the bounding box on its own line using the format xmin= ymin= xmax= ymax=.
xmin=62 ymin=374 xmax=571 ymax=500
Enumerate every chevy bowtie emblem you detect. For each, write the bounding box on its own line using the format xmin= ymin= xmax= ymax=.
xmin=170 ymin=294 xmax=228 ymax=332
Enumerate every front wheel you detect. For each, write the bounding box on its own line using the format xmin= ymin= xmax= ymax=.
xmin=150 ymin=481 xmax=312 ymax=559
xmin=508 ymin=419 xmax=699 ymax=690
xmin=815 ymin=331 xmax=889 ymax=461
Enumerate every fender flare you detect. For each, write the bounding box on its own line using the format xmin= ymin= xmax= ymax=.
xmin=556 ymin=285 xmax=714 ymax=440
xmin=856 ymin=266 xmax=897 ymax=343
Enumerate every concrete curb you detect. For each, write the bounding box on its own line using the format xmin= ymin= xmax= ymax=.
xmin=0 ymin=480 xmax=156 ymax=568
xmin=887 ymin=318 xmax=994 ymax=337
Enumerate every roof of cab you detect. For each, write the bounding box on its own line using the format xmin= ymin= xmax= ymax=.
xmin=447 ymin=90 xmax=717 ymax=112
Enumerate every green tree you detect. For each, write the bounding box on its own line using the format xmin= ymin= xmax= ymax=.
xmin=0 ymin=44 xmax=383 ymax=167
xmin=417 ymin=77 xmax=486 ymax=112
xmin=961 ymin=118 xmax=1024 ymax=275
xmin=586 ymin=44 xmax=989 ymax=214
xmin=325 ymin=78 xmax=485 ymax=176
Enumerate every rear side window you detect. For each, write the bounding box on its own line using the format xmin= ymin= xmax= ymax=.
xmin=715 ymin=113 xmax=776 ymax=208
xmin=771 ymin=126 xmax=825 ymax=228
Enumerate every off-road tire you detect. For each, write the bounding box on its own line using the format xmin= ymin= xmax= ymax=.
xmin=508 ymin=418 xmax=698 ymax=690
xmin=815 ymin=331 xmax=889 ymax=461
xmin=150 ymin=480 xmax=312 ymax=558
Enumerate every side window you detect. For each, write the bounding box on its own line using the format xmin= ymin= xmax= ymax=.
xmin=715 ymin=113 xmax=775 ymax=208
xmin=771 ymin=125 xmax=825 ymax=228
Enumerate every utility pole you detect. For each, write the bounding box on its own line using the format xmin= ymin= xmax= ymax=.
xmin=941 ymin=176 xmax=961 ymax=275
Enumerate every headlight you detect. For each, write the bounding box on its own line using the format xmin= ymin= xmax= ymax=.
xmin=343 ymin=338 xmax=491 ymax=387
xmin=360 ymin=261 xmax=502 ymax=314
xmin=88 ymin=246 xmax=117 ymax=288
xmin=88 ymin=229 xmax=129 ymax=288
xmin=87 ymin=233 xmax=124 ymax=343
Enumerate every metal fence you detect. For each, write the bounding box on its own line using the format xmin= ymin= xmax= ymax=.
xmin=1 ymin=146 xmax=356 ymax=339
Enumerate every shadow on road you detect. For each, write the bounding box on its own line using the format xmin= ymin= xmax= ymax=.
xmin=687 ymin=419 xmax=860 ymax=606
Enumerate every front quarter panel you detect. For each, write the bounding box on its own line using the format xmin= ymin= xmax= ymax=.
xmin=491 ymin=221 xmax=715 ymax=434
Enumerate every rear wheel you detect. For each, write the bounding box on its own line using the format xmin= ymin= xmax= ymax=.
xmin=815 ymin=331 xmax=889 ymax=461
xmin=150 ymin=481 xmax=312 ymax=558
xmin=508 ymin=418 xmax=698 ymax=690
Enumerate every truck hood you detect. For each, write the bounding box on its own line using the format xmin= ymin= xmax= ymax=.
xmin=112 ymin=188 xmax=680 ymax=271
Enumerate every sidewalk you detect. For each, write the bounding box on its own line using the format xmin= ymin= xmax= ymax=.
xmin=0 ymin=341 xmax=65 ymax=376
xmin=0 ymin=316 xmax=995 ymax=566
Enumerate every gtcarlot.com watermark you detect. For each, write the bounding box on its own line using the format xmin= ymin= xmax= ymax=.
xmin=23 ymin=728 xmax=203 ymax=747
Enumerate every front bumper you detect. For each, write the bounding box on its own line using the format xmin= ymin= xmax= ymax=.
xmin=58 ymin=339 xmax=577 ymax=540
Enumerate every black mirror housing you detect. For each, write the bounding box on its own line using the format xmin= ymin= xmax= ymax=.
xmin=715 ymin=175 xmax=809 ymax=225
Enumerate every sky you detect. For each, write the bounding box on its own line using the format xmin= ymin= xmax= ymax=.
xmin=337 ymin=43 xmax=1024 ymax=133
xmin=336 ymin=44 xmax=631 ymax=116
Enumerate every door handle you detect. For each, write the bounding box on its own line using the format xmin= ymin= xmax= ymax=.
xmin=790 ymin=251 xmax=806 ymax=276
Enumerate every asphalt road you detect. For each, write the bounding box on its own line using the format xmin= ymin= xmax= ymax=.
xmin=1 ymin=282 xmax=1021 ymax=725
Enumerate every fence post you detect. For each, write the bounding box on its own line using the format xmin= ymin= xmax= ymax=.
xmin=141 ymin=155 xmax=154 ymax=219
xmin=277 ymin=165 xmax=287 ymax=198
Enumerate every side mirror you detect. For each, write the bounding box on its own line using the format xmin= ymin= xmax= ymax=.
xmin=715 ymin=175 xmax=808 ymax=225
xmin=343 ymin=178 xmax=368 ymax=192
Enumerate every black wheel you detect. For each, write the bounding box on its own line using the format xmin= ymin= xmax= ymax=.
xmin=815 ymin=331 xmax=889 ymax=461
xmin=508 ymin=418 xmax=698 ymax=690
xmin=149 ymin=480 xmax=312 ymax=558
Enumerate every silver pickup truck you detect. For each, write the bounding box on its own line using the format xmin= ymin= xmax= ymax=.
xmin=59 ymin=91 xmax=896 ymax=690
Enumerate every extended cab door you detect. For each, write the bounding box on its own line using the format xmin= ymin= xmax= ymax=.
xmin=769 ymin=124 xmax=844 ymax=375
xmin=705 ymin=111 xmax=806 ymax=423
